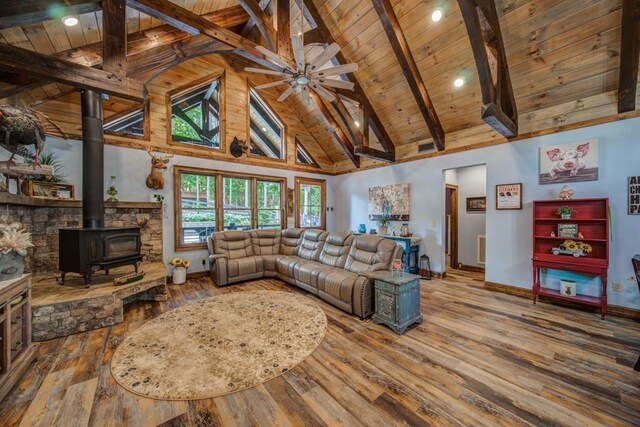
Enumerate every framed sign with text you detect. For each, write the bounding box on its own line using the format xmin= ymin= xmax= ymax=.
xmin=629 ymin=176 xmax=640 ymax=215
xmin=496 ymin=183 xmax=522 ymax=210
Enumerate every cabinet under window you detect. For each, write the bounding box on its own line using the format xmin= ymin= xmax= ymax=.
xmin=169 ymin=76 xmax=222 ymax=149
xmin=174 ymin=167 xmax=285 ymax=251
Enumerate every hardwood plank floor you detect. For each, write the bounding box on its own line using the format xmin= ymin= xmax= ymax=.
xmin=1 ymin=270 xmax=639 ymax=426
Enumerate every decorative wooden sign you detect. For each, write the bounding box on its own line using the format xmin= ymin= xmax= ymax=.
xmin=21 ymin=180 xmax=75 ymax=200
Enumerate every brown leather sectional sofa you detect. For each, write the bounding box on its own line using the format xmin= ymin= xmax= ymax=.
xmin=207 ymin=228 xmax=400 ymax=318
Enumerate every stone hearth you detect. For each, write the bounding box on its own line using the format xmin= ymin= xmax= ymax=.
xmin=31 ymin=262 xmax=168 ymax=341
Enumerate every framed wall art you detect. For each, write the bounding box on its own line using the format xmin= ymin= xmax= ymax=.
xmin=539 ymin=139 xmax=599 ymax=184
xmin=496 ymin=183 xmax=522 ymax=210
xmin=368 ymin=183 xmax=410 ymax=221
xmin=466 ymin=197 xmax=486 ymax=212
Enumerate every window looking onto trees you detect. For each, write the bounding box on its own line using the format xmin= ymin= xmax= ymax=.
xmin=249 ymin=88 xmax=284 ymax=160
xmin=295 ymin=177 xmax=326 ymax=229
xmin=170 ymin=78 xmax=221 ymax=148
xmin=174 ymin=167 xmax=285 ymax=250
xmin=104 ymin=106 xmax=146 ymax=138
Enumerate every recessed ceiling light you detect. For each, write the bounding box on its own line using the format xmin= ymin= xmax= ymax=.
xmin=297 ymin=31 xmax=302 ymax=36
xmin=354 ymin=120 xmax=360 ymax=128
xmin=62 ymin=15 xmax=78 ymax=27
xmin=262 ymin=127 xmax=267 ymax=132
xmin=431 ymin=9 xmax=443 ymax=22
xmin=454 ymin=77 xmax=465 ymax=88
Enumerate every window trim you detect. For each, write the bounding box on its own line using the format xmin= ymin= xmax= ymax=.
xmin=246 ymin=85 xmax=287 ymax=164
xmin=166 ymin=72 xmax=226 ymax=153
xmin=294 ymin=137 xmax=320 ymax=168
xmin=104 ymin=101 xmax=150 ymax=141
xmin=174 ymin=165 xmax=286 ymax=251
xmin=295 ymin=176 xmax=326 ymax=230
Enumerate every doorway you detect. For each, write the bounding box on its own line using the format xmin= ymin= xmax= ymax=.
xmin=444 ymin=165 xmax=487 ymax=275
xmin=445 ymin=184 xmax=458 ymax=269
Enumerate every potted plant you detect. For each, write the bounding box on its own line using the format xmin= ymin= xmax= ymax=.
xmin=168 ymin=258 xmax=190 ymax=284
xmin=378 ymin=218 xmax=391 ymax=235
xmin=0 ymin=217 xmax=33 ymax=281
xmin=555 ymin=206 xmax=577 ymax=219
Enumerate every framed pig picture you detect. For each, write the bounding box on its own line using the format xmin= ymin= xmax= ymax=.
xmin=539 ymin=139 xmax=599 ymax=184
xmin=496 ymin=183 xmax=522 ymax=210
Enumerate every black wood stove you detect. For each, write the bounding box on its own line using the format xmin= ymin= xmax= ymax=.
xmin=58 ymin=90 xmax=142 ymax=287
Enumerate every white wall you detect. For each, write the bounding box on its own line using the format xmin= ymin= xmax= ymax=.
xmin=331 ymin=117 xmax=640 ymax=309
xmin=452 ymin=165 xmax=486 ymax=268
xmin=2 ymin=138 xmax=332 ymax=273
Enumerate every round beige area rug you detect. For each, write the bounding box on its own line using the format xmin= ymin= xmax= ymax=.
xmin=110 ymin=290 xmax=326 ymax=400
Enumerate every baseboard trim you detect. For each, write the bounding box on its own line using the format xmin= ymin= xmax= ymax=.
xmin=484 ymin=281 xmax=640 ymax=320
xmin=167 ymin=271 xmax=208 ymax=284
xmin=458 ymin=264 xmax=485 ymax=273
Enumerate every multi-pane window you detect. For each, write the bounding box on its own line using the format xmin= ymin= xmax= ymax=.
xmin=104 ymin=107 xmax=146 ymax=137
xmin=296 ymin=178 xmax=326 ymax=229
xmin=223 ymin=176 xmax=252 ymax=231
xmin=257 ymin=180 xmax=282 ymax=229
xmin=170 ymin=78 xmax=221 ymax=148
xmin=177 ymin=171 xmax=216 ymax=248
xmin=249 ymin=88 xmax=284 ymax=160
xmin=174 ymin=167 xmax=285 ymax=250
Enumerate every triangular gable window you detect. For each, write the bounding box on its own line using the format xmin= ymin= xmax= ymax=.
xmin=295 ymin=139 xmax=319 ymax=168
xmin=249 ymin=88 xmax=284 ymax=160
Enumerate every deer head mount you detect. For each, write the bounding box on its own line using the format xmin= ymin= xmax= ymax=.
xmin=145 ymin=146 xmax=174 ymax=190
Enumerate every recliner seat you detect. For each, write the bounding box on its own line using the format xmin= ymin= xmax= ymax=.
xmin=208 ymin=228 xmax=400 ymax=318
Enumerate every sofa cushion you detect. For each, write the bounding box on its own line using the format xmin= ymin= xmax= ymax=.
xmin=261 ymin=254 xmax=279 ymax=272
xmin=250 ymin=229 xmax=281 ymax=255
xmin=212 ymin=231 xmax=253 ymax=260
xmin=319 ymin=232 xmax=354 ymax=268
xmin=294 ymin=260 xmax=333 ymax=289
xmin=227 ymin=255 xmax=264 ymax=278
xmin=280 ymin=228 xmax=305 ymax=255
xmin=317 ymin=270 xmax=359 ymax=311
xmin=344 ymin=235 xmax=396 ymax=273
xmin=297 ymin=229 xmax=328 ymax=260
xmin=276 ymin=255 xmax=302 ymax=278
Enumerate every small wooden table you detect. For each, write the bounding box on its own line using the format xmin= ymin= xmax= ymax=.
xmin=371 ymin=271 xmax=423 ymax=334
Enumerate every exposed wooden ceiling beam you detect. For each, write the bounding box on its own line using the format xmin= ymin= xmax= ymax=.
xmin=276 ymin=0 xmax=292 ymax=60
xmin=126 ymin=0 xmax=287 ymax=71
xmin=329 ymin=98 xmax=363 ymax=147
xmin=309 ymin=90 xmax=359 ymax=168
xmin=237 ymin=0 xmax=276 ymax=49
xmin=354 ymin=146 xmax=394 ymax=162
xmin=102 ymin=0 xmax=127 ymax=78
xmin=304 ymin=0 xmax=395 ymax=157
xmin=302 ymin=28 xmax=323 ymax=45
xmin=0 ymin=0 xmax=101 ymax=29
xmin=372 ymin=0 xmax=445 ymax=151
xmin=618 ymin=0 xmax=640 ymax=113
xmin=0 ymin=5 xmax=249 ymax=98
xmin=458 ymin=0 xmax=518 ymax=138
xmin=0 ymin=43 xmax=144 ymax=101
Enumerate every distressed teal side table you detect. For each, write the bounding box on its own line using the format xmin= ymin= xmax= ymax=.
xmin=370 ymin=271 xmax=423 ymax=334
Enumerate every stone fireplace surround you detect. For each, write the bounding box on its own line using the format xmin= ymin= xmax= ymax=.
xmin=0 ymin=193 xmax=163 ymax=273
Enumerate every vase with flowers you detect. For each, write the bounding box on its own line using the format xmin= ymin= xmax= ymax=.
xmin=556 ymin=206 xmax=577 ymax=219
xmin=0 ymin=216 xmax=33 ymax=281
xmin=168 ymin=258 xmax=190 ymax=284
xmin=378 ymin=218 xmax=391 ymax=236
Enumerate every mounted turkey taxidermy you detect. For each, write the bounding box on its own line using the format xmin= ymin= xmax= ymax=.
xmin=230 ymin=137 xmax=248 ymax=158
xmin=145 ymin=146 xmax=174 ymax=190
xmin=0 ymin=105 xmax=67 ymax=169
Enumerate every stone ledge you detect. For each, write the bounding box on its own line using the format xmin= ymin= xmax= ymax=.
xmin=31 ymin=263 xmax=168 ymax=341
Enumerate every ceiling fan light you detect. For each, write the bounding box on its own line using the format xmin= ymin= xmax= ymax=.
xmin=62 ymin=15 xmax=78 ymax=26
xmin=431 ymin=9 xmax=443 ymax=22
xmin=295 ymin=75 xmax=311 ymax=85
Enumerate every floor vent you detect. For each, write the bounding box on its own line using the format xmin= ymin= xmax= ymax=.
xmin=417 ymin=142 xmax=435 ymax=153
xmin=477 ymin=235 xmax=486 ymax=265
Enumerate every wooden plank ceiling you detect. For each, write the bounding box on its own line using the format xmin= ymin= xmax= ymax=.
xmin=0 ymin=0 xmax=637 ymax=175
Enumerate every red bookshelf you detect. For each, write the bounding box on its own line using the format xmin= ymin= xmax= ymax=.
xmin=532 ymin=198 xmax=609 ymax=318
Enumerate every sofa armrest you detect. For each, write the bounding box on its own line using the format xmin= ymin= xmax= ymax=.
xmin=209 ymin=254 xmax=229 ymax=287
xmin=353 ymin=275 xmax=375 ymax=319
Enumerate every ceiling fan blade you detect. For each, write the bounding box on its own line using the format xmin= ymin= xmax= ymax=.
xmin=311 ymin=63 xmax=359 ymax=78
xmin=301 ymin=85 xmax=311 ymax=106
xmin=312 ymin=78 xmax=355 ymax=91
xmin=311 ymin=83 xmax=337 ymax=103
xmin=254 ymin=79 xmax=293 ymax=90
xmin=291 ymin=35 xmax=306 ymax=72
xmin=245 ymin=67 xmax=292 ymax=77
xmin=255 ymin=45 xmax=295 ymax=70
xmin=278 ymin=84 xmax=297 ymax=102
xmin=307 ymin=43 xmax=341 ymax=73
